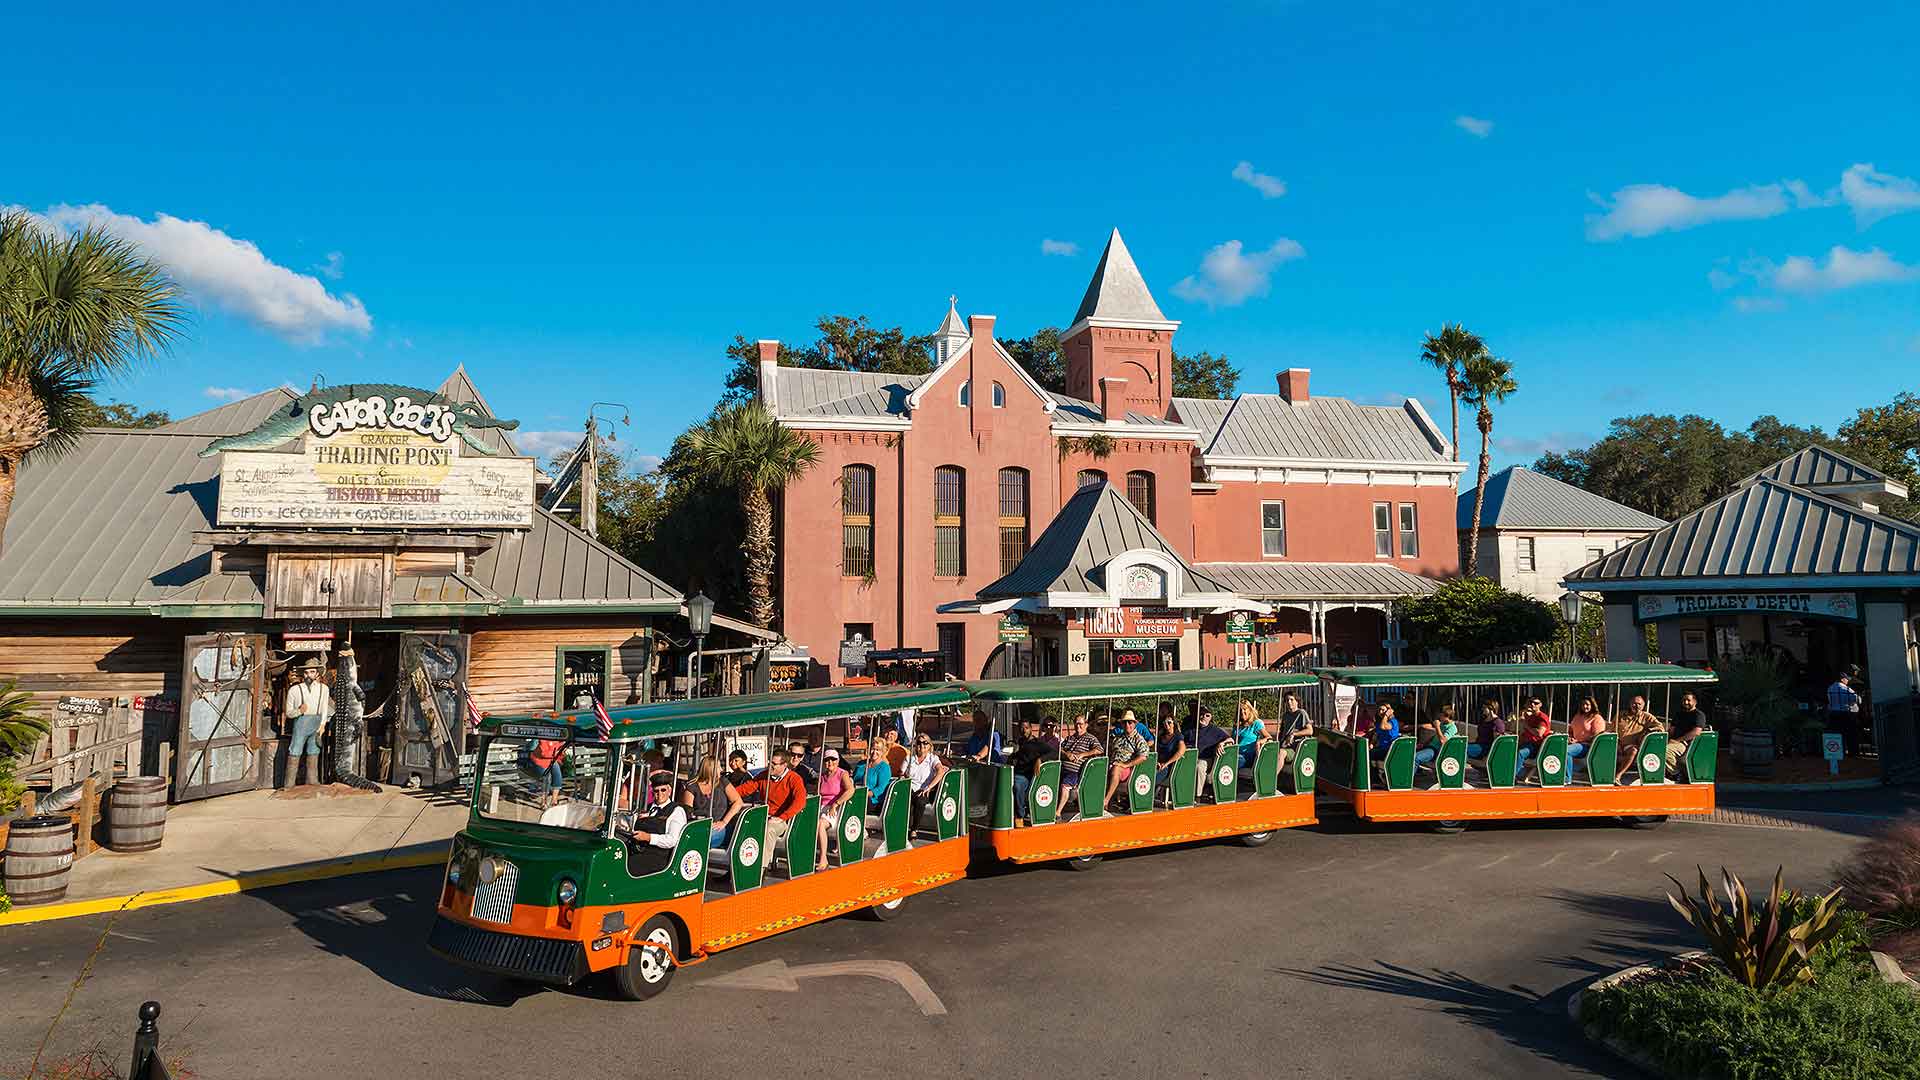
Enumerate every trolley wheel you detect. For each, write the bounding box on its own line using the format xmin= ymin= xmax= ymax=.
xmin=1621 ymin=815 xmax=1669 ymax=829
xmin=863 ymin=894 xmax=907 ymax=921
xmin=610 ymin=916 xmax=679 ymax=1001
xmin=1429 ymin=820 xmax=1468 ymax=834
xmin=1239 ymin=830 xmax=1275 ymax=847
xmin=1065 ymin=854 xmax=1103 ymax=871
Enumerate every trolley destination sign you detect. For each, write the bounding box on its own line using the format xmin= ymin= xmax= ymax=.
xmin=1635 ymin=591 xmax=1859 ymax=622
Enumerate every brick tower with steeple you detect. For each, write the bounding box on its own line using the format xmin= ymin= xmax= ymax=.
xmin=1060 ymin=229 xmax=1181 ymax=421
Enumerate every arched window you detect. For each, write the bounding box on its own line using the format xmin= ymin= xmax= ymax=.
xmin=934 ymin=465 xmax=966 ymax=576
xmin=841 ymin=464 xmax=875 ymax=577
xmin=1076 ymin=469 xmax=1107 ymax=489
xmin=958 ymin=381 xmax=970 ymax=407
xmin=991 ymin=381 xmax=1006 ymax=408
xmin=997 ymin=468 xmax=1029 ymax=574
xmin=1125 ymin=470 xmax=1156 ymax=524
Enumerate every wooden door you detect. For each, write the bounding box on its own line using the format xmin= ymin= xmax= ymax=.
xmin=327 ymin=553 xmax=391 ymax=618
xmin=266 ymin=550 xmax=392 ymax=619
xmin=175 ymin=634 xmax=266 ymax=801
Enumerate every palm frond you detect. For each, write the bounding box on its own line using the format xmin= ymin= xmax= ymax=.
xmin=0 ymin=678 xmax=51 ymax=757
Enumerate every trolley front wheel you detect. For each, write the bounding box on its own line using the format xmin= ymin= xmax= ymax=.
xmin=609 ymin=915 xmax=679 ymax=1001
xmin=1239 ymin=830 xmax=1274 ymax=847
xmin=1065 ymin=854 xmax=1103 ymax=871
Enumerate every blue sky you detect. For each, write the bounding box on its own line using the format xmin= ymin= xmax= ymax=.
xmin=6 ymin=1 xmax=1917 ymax=473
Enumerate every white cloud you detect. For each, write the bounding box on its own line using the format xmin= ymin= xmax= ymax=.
xmin=1170 ymin=238 xmax=1305 ymax=307
xmin=1496 ymin=431 xmax=1594 ymax=458
xmin=1732 ymin=296 xmax=1785 ymax=313
xmin=1767 ymin=246 xmax=1920 ymax=292
xmin=1040 ymin=238 xmax=1079 ymax=256
xmin=29 ymin=203 xmax=372 ymax=343
xmin=1707 ymin=267 xmax=1739 ymax=290
xmin=1454 ymin=115 xmax=1494 ymax=138
xmin=203 ymin=386 xmax=257 ymax=402
xmin=1586 ymin=182 xmax=1793 ymax=240
xmin=1839 ymin=163 xmax=1920 ymax=228
xmin=316 ymin=251 xmax=346 ymax=280
xmin=516 ymin=429 xmax=589 ymax=462
xmin=1231 ymin=161 xmax=1287 ymax=198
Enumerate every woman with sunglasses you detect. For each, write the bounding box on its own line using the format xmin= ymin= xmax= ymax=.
xmin=903 ymin=732 xmax=949 ymax=835
xmin=814 ymin=748 xmax=855 ymax=870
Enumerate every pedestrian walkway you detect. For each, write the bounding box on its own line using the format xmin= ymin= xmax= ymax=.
xmin=2 ymin=784 xmax=466 ymax=925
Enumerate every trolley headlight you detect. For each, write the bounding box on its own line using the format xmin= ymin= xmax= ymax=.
xmin=478 ymin=856 xmax=502 ymax=885
xmin=447 ymin=861 xmax=464 ymax=887
xmin=557 ymin=878 xmax=579 ymax=904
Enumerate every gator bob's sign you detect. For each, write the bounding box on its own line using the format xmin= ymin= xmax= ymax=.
xmin=205 ymin=383 xmax=535 ymax=528
xmin=1636 ymin=591 xmax=1859 ymax=623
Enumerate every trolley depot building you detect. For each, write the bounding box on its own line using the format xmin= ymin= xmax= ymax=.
xmin=1567 ymin=446 xmax=1920 ymax=774
xmin=0 ymin=369 xmax=733 ymax=803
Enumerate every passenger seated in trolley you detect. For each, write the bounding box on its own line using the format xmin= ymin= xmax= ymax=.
xmin=1667 ymin=691 xmax=1710 ymax=777
xmin=964 ymin=710 xmax=1003 ymax=765
xmin=1366 ymin=701 xmax=1400 ymax=774
xmin=814 ymin=749 xmax=855 ymax=870
xmin=1009 ymin=718 xmax=1056 ymax=825
xmin=1186 ymin=707 xmax=1233 ymax=784
xmin=1058 ymin=714 xmax=1103 ymax=816
xmin=852 ymin=742 xmax=892 ymax=812
xmin=726 ymin=749 xmax=760 ymax=804
xmin=620 ymin=770 xmax=688 ymax=876
xmin=1613 ymin=695 xmax=1665 ymax=785
xmin=1104 ymin=710 xmax=1153 ymax=810
xmin=1415 ymin=703 xmax=1459 ymax=770
xmin=734 ymin=750 xmax=807 ymax=860
xmin=1514 ymin=696 xmax=1551 ymax=778
xmin=1567 ymin=695 xmax=1607 ymax=778
xmin=1154 ymin=715 xmax=1188 ymax=799
xmin=903 ymin=733 xmax=949 ymax=833
xmin=1467 ymin=696 xmax=1506 ymax=762
xmin=681 ymin=754 xmax=743 ymax=851
xmin=1273 ymin=691 xmax=1313 ymax=775
xmin=1235 ymin=700 xmax=1270 ymax=770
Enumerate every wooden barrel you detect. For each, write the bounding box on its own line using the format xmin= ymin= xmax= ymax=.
xmin=108 ymin=776 xmax=169 ymax=853
xmin=4 ymin=816 xmax=75 ymax=906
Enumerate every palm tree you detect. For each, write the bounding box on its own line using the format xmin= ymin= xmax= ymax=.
xmin=685 ymin=403 xmax=821 ymax=628
xmin=0 ymin=212 xmax=185 ymax=549
xmin=1419 ymin=324 xmax=1486 ymax=463
xmin=1460 ymin=353 xmax=1518 ymax=576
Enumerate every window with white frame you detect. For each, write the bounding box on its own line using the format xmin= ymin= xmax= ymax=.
xmin=1398 ymin=503 xmax=1419 ymax=557
xmin=1516 ymin=536 xmax=1536 ymax=572
xmin=958 ymin=381 xmax=970 ymax=407
xmin=991 ymin=381 xmax=1005 ymax=407
xmin=1261 ymin=501 xmax=1286 ymax=556
xmin=1373 ymin=503 xmax=1392 ymax=557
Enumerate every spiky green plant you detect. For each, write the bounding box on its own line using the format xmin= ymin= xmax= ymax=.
xmin=0 ymin=678 xmax=49 ymax=756
xmin=1666 ymin=865 xmax=1847 ymax=991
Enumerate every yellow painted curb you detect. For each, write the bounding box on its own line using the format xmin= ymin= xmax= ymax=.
xmin=0 ymin=847 xmax=446 ymax=927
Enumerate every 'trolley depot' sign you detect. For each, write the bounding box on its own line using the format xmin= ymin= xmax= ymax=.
xmin=205 ymin=384 xmax=535 ymax=528
xmin=1636 ymin=591 xmax=1859 ymax=622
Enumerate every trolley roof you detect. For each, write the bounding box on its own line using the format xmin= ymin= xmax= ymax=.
xmin=1314 ymin=662 xmax=1715 ymax=688
xmin=967 ymin=669 xmax=1319 ymax=705
xmin=477 ymin=683 xmax=974 ymax=743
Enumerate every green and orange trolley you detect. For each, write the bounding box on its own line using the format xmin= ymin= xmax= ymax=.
xmin=429 ymin=684 xmax=972 ymax=999
xmin=1311 ymin=662 xmax=1718 ymax=831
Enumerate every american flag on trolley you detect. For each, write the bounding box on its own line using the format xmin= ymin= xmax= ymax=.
xmin=593 ymin=700 xmax=614 ymax=740
xmin=464 ymin=692 xmax=482 ymax=729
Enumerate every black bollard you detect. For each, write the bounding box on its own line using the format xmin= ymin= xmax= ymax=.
xmin=131 ymin=1001 xmax=161 ymax=1079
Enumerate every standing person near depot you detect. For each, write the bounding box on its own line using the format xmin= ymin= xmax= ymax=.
xmin=282 ymin=661 xmax=333 ymax=789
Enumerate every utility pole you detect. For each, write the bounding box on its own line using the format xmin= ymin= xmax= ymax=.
xmin=581 ymin=414 xmax=599 ymax=539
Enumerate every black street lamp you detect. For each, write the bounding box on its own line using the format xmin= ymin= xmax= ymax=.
xmin=687 ymin=591 xmax=714 ymax=698
xmin=1559 ymin=591 xmax=1585 ymax=661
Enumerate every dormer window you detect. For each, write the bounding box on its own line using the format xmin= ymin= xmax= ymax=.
xmin=992 ymin=382 xmax=1005 ymax=408
xmin=958 ymin=381 xmax=970 ymax=407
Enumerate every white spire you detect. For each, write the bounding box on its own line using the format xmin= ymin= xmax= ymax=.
xmin=1071 ymin=229 xmax=1170 ymax=326
xmin=935 ymin=294 xmax=968 ymax=362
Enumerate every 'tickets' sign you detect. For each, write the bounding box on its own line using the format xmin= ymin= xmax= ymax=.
xmin=1636 ymin=591 xmax=1859 ymax=623
xmin=1080 ymin=606 xmax=1193 ymax=639
xmin=207 ymin=384 xmax=535 ymax=529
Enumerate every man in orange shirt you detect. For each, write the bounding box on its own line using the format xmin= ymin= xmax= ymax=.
xmin=735 ymin=749 xmax=808 ymax=859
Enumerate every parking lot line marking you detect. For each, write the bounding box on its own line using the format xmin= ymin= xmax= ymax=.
xmin=1648 ymin=851 xmax=1674 ymax=863
xmin=1599 ymin=849 xmax=1620 ymax=865
xmin=1475 ymin=853 xmax=1512 ymax=870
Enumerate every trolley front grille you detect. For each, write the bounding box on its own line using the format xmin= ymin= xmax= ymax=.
xmin=470 ymin=859 xmax=520 ymax=924
xmin=427 ymin=916 xmax=586 ymax=985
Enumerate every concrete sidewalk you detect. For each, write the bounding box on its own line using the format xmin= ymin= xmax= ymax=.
xmin=2 ymin=784 xmax=467 ymax=925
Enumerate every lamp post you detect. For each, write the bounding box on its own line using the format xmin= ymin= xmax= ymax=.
xmin=687 ymin=591 xmax=714 ymax=698
xmin=1559 ymin=591 xmax=1585 ymax=662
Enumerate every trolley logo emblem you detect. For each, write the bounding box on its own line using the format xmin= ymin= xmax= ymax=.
xmin=1300 ymin=757 xmax=1316 ymax=778
xmin=1543 ymin=755 xmax=1562 ymax=776
xmin=738 ymin=838 xmax=760 ymax=867
xmin=1034 ymin=785 xmax=1054 ymax=808
xmin=1133 ymin=773 xmax=1152 ymax=797
xmin=1439 ymin=757 xmax=1459 ymax=777
xmin=1218 ymin=764 xmax=1234 ymax=787
xmin=843 ymin=815 xmax=862 ymax=843
xmin=941 ymin=796 xmax=957 ymax=821
xmin=1641 ymin=753 xmax=1661 ymax=774
xmin=679 ymin=850 xmax=704 ymax=881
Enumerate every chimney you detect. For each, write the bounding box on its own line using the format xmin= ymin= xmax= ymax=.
xmin=1278 ymin=368 xmax=1309 ymax=403
xmin=967 ymin=315 xmax=996 ymax=435
xmin=757 ymin=340 xmax=780 ymax=411
xmin=1099 ymin=376 xmax=1130 ymax=421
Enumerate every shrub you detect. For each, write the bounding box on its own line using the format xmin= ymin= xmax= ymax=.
xmin=1835 ymin=814 xmax=1920 ymax=931
xmin=1665 ymin=865 xmax=1846 ymax=990
xmin=1398 ymin=577 xmax=1560 ymax=659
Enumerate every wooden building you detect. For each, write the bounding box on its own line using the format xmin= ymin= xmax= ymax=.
xmin=0 ymin=369 xmax=733 ymax=802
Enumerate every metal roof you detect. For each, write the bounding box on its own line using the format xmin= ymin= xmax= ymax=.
xmin=436 ymin=364 xmax=522 ymax=457
xmin=1565 ymin=477 xmax=1920 ymax=585
xmin=1458 ymin=467 xmax=1667 ymax=531
xmin=1743 ymin=445 xmax=1908 ymax=497
xmin=968 ymin=668 xmax=1318 ymax=704
xmin=769 ymin=367 xmax=924 ymax=420
xmin=1196 ymin=561 xmax=1440 ymax=599
xmin=1070 ymin=229 xmax=1169 ymax=326
xmin=1317 ymin=662 xmax=1714 ymax=687
xmin=1172 ymin=394 xmax=1450 ymax=463
xmin=1047 ymin=392 xmax=1183 ymax=428
xmin=0 ymin=378 xmax=679 ymax=614
xmin=978 ymin=482 xmax=1235 ymax=598
xmin=480 ymin=683 xmax=974 ymax=741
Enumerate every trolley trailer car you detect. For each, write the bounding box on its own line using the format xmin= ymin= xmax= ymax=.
xmin=1311 ymin=662 xmax=1718 ymax=830
xmin=963 ymin=669 xmax=1323 ymax=869
xmin=429 ymin=684 xmax=972 ymax=1000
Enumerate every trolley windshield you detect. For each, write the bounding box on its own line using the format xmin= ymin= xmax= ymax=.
xmin=473 ymin=731 xmax=616 ymax=833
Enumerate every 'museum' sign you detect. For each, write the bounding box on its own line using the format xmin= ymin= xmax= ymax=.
xmin=1636 ymin=591 xmax=1859 ymax=622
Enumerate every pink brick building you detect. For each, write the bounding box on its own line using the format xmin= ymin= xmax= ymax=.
xmin=760 ymin=230 xmax=1464 ymax=681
